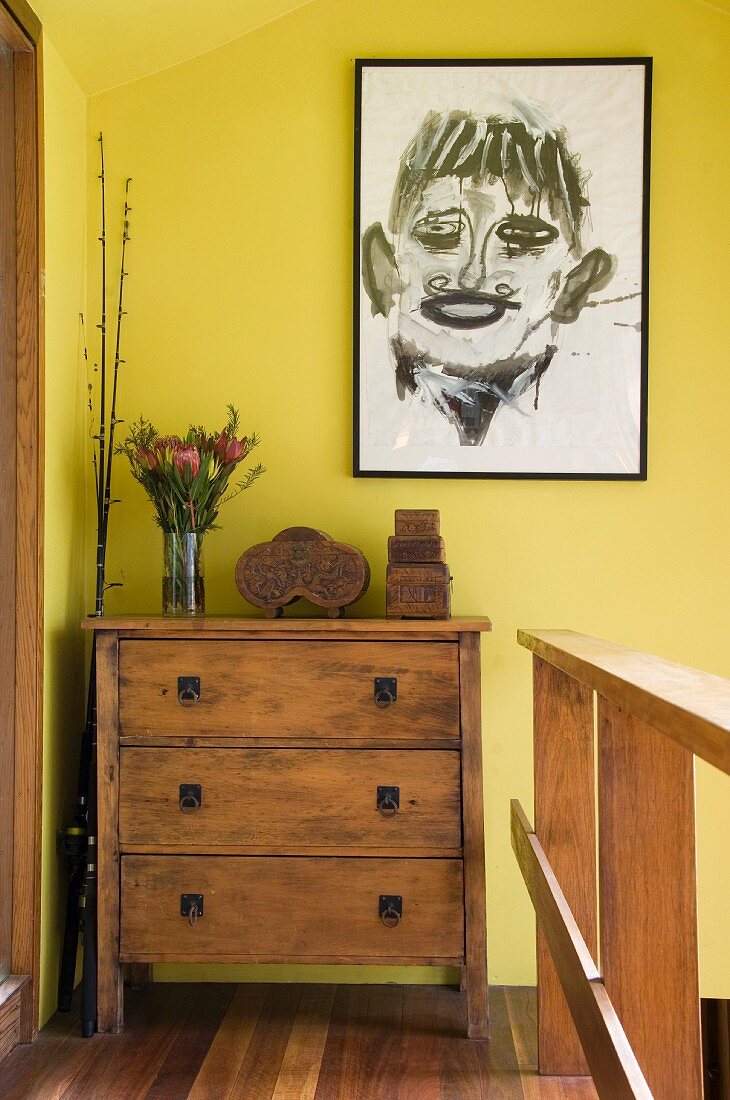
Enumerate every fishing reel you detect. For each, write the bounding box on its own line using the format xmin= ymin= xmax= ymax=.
xmin=56 ymin=822 xmax=87 ymax=862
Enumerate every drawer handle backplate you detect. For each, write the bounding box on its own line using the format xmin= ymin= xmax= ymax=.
xmin=180 ymin=893 xmax=204 ymax=925
xmin=374 ymin=677 xmax=397 ymax=708
xmin=179 ymin=784 xmax=202 ymax=813
xmin=376 ymin=786 xmax=400 ymax=816
xmin=178 ymin=676 xmax=201 ymax=706
xmin=379 ymin=895 xmax=402 ymax=928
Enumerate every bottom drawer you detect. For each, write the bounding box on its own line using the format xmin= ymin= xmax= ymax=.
xmin=120 ymin=855 xmax=464 ymax=963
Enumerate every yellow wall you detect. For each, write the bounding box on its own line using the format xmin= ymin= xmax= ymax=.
xmin=76 ymin=0 xmax=730 ymax=996
xmin=41 ymin=37 xmax=88 ymax=1025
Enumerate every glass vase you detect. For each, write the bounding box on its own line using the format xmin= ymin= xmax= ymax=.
xmin=162 ymin=532 xmax=205 ymax=615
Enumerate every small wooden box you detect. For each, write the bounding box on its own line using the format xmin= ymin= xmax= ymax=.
xmin=386 ymin=563 xmax=451 ymax=620
xmin=394 ymin=509 xmax=441 ymax=537
xmin=388 ymin=535 xmax=446 ymax=564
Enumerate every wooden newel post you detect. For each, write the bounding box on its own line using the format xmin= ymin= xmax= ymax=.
xmin=598 ymin=697 xmax=703 ymax=1100
xmin=533 ymin=656 xmax=597 ymax=1076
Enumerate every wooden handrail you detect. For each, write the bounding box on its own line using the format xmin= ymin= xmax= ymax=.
xmin=510 ymin=800 xmax=652 ymax=1100
xmin=515 ymin=629 xmax=710 ymax=1097
xmin=518 ymin=629 xmax=730 ymax=773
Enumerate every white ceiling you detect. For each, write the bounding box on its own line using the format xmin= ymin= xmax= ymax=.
xmin=33 ymin=0 xmax=318 ymax=95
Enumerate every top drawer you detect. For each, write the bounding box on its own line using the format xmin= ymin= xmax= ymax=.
xmin=118 ymin=640 xmax=460 ymax=741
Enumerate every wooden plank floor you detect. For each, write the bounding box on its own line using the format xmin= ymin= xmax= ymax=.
xmin=0 ymin=984 xmax=599 ymax=1099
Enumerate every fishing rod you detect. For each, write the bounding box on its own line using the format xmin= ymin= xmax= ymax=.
xmin=102 ymin=176 xmax=131 ymax=548
xmin=58 ymin=136 xmax=131 ymax=1038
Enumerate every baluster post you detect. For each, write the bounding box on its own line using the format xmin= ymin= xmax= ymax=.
xmin=533 ymin=655 xmax=597 ymax=1075
xmin=598 ymin=697 xmax=702 ymax=1099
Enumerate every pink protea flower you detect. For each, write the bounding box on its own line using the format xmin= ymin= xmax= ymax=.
xmin=215 ymin=432 xmax=248 ymax=464
xmin=137 ymin=447 xmax=159 ymax=472
xmin=225 ymin=436 xmax=248 ymax=463
xmin=214 ymin=431 xmax=229 ymax=460
xmin=173 ymin=444 xmax=200 ymax=481
xmin=154 ymin=435 xmax=182 ymax=458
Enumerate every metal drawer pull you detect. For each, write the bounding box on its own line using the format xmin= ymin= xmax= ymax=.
xmin=178 ymin=676 xmax=201 ymax=706
xmin=379 ymin=895 xmax=402 ymax=928
xmin=180 ymin=893 xmax=204 ymax=925
xmin=376 ymin=786 xmax=400 ymax=816
xmin=374 ymin=677 xmax=397 ymax=708
xmin=179 ymin=784 xmax=202 ymax=813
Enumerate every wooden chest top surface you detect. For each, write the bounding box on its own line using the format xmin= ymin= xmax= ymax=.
xmin=82 ymin=615 xmax=491 ymax=634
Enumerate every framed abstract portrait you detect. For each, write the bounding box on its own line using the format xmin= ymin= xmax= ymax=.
xmin=353 ymin=58 xmax=652 ymax=479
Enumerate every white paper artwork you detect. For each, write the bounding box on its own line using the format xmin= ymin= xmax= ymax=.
xmin=354 ymin=60 xmax=651 ymax=478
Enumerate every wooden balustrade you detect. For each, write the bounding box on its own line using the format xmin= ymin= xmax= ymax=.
xmin=513 ymin=629 xmax=730 ymax=1100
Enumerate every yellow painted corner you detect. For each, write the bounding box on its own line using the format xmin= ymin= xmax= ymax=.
xmin=36 ymin=0 xmax=730 ymax=1026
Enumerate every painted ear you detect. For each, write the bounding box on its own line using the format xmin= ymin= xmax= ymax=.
xmin=551 ymin=248 xmax=617 ymax=324
xmin=361 ymin=222 xmax=401 ymax=318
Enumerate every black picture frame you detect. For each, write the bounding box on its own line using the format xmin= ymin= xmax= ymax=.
xmin=353 ymin=57 xmax=652 ymax=480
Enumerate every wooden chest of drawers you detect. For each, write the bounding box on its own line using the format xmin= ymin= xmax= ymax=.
xmin=86 ymin=616 xmax=491 ymax=1038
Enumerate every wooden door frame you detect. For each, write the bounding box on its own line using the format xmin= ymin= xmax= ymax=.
xmin=0 ymin=0 xmax=43 ymax=1052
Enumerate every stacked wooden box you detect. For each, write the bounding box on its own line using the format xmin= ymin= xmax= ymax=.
xmin=386 ymin=510 xmax=451 ymax=620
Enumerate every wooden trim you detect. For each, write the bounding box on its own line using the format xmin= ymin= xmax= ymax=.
xmin=0 ymin=0 xmax=39 ymax=46
xmin=458 ymin=632 xmax=488 ymax=1039
xmin=0 ymin=974 xmax=27 ymax=1008
xmin=0 ymin=5 xmax=32 ymax=52
xmin=0 ymin=0 xmax=43 ymax=1050
xmin=0 ymin=974 xmax=28 ymax=1062
xmin=83 ymin=616 xmax=492 ymax=634
xmin=119 ymin=736 xmax=462 ymax=750
xmin=598 ymin=698 xmax=702 ymax=1099
xmin=0 ymin=21 xmax=18 ymax=992
xmin=533 ymin=656 xmax=596 ymax=1076
xmin=122 ymin=845 xmax=465 ymax=858
xmin=120 ymin=953 xmax=465 ymax=966
xmin=116 ymin=631 xmax=462 ymax=643
xmin=518 ymin=629 xmax=730 ymax=773
xmin=0 ymin=976 xmax=26 ymax=1062
xmin=12 ymin=38 xmax=42 ymax=1043
xmin=96 ymin=633 xmax=123 ymax=1033
xmin=510 ymin=800 xmax=652 ymax=1099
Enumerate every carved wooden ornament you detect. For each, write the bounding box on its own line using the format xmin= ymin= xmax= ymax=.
xmin=235 ymin=527 xmax=370 ymax=618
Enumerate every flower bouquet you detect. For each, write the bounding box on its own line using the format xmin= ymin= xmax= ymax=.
xmin=118 ymin=404 xmax=263 ymax=614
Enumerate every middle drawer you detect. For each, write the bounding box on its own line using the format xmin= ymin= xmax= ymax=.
xmin=119 ymin=748 xmax=462 ymax=851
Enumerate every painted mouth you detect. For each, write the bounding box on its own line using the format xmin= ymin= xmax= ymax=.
xmin=419 ymin=291 xmax=521 ymax=330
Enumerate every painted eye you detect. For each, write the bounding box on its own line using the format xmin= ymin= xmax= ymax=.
xmin=496 ymin=216 xmax=559 ymax=249
xmin=412 ymin=213 xmax=465 ymax=252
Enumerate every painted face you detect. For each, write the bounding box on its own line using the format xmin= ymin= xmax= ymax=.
xmin=391 ymin=175 xmax=573 ymax=378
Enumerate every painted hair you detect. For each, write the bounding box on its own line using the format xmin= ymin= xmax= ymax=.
xmin=389 ymin=109 xmax=589 ymax=251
